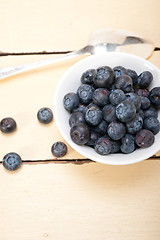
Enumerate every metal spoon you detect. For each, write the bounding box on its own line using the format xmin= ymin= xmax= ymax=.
xmin=0 ymin=28 xmax=154 ymax=80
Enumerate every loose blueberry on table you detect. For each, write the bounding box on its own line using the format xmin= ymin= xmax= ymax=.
xmin=37 ymin=107 xmax=53 ymax=124
xmin=51 ymin=141 xmax=68 ymax=157
xmin=63 ymin=65 xmax=160 ymax=155
xmin=2 ymin=152 xmax=22 ymax=171
xmin=0 ymin=117 xmax=17 ymax=133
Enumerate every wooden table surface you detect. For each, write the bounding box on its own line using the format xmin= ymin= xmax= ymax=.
xmin=0 ymin=0 xmax=160 ymax=239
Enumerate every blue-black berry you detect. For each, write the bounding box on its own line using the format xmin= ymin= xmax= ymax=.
xmin=102 ymin=104 xmax=117 ymax=123
xmin=113 ymin=66 xmax=128 ymax=79
xmin=109 ymin=89 xmax=126 ymax=106
xmin=93 ymin=120 xmax=108 ymax=136
xmin=137 ymin=71 xmax=153 ymax=88
xmin=37 ymin=107 xmax=53 ymax=124
xmin=69 ymin=112 xmax=85 ymax=127
xmin=93 ymin=66 xmax=115 ymax=88
xmin=127 ymin=69 xmax=138 ymax=85
xmin=94 ymin=137 xmax=112 ymax=155
xmin=110 ymin=140 xmax=121 ymax=153
xmin=144 ymin=107 xmax=158 ymax=119
xmin=140 ymin=96 xmax=151 ymax=110
xmin=63 ymin=93 xmax=79 ymax=111
xmin=81 ymin=69 xmax=97 ymax=85
xmin=2 ymin=152 xmax=22 ymax=171
xmin=135 ymin=129 xmax=154 ymax=148
xmin=0 ymin=117 xmax=17 ymax=133
xmin=51 ymin=141 xmax=67 ymax=157
xmin=135 ymin=88 xmax=150 ymax=98
xmin=115 ymin=75 xmax=133 ymax=93
xmin=150 ymin=87 xmax=160 ymax=108
xmin=144 ymin=117 xmax=160 ymax=135
xmin=85 ymin=106 xmax=102 ymax=126
xmin=125 ymin=92 xmax=141 ymax=110
xmin=92 ymin=88 xmax=110 ymax=107
xmin=116 ymin=100 xmax=136 ymax=123
xmin=70 ymin=123 xmax=90 ymax=145
xmin=77 ymin=84 xmax=94 ymax=104
xmin=107 ymin=121 xmax=126 ymax=140
xmin=126 ymin=114 xmax=143 ymax=134
xmin=120 ymin=134 xmax=135 ymax=154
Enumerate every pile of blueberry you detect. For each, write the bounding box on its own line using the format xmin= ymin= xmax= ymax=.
xmin=63 ymin=66 xmax=160 ymax=155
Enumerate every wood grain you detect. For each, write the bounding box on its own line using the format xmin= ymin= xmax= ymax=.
xmin=1 ymin=161 xmax=160 ymax=240
xmin=0 ymin=0 xmax=159 ymax=52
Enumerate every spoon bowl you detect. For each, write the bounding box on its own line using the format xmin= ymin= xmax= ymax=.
xmin=88 ymin=28 xmax=154 ymax=58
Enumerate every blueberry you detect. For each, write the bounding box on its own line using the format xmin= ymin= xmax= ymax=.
xmin=72 ymin=104 xmax=86 ymax=114
xmin=120 ymin=134 xmax=135 ymax=154
xmin=0 ymin=117 xmax=17 ymax=133
xmin=150 ymin=87 xmax=160 ymax=108
xmin=135 ymin=129 xmax=154 ymax=148
xmin=2 ymin=152 xmax=22 ymax=171
xmin=51 ymin=141 xmax=67 ymax=157
xmin=144 ymin=107 xmax=158 ymax=118
xmin=81 ymin=69 xmax=97 ymax=85
xmin=94 ymin=137 xmax=112 ymax=155
xmin=70 ymin=123 xmax=90 ymax=145
xmin=135 ymin=88 xmax=150 ymax=98
xmin=113 ymin=66 xmax=128 ymax=79
xmin=92 ymin=88 xmax=110 ymax=107
xmin=137 ymin=71 xmax=153 ymax=88
xmin=63 ymin=93 xmax=79 ymax=111
xmin=144 ymin=117 xmax=160 ymax=135
xmin=77 ymin=84 xmax=94 ymax=104
xmin=126 ymin=114 xmax=143 ymax=134
xmin=116 ymin=100 xmax=136 ymax=123
xmin=127 ymin=69 xmax=138 ymax=85
xmin=69 ymin=112 xmax=85 ymax=127
xmin=109 ymin=89 xmax=126 ymax=105
xmin=137 ymin=109 xmax=144 ymax=119
xmin=107 ymin=121 xmax=126 ymax=140
xmin=37 ymin=107 xmax=53 ymax=124
xmin=93 ymin=66 xmax=115 ymax=88
xmin=85 ymin=106 xmax=102 ymax=126
xmin=140 ymin=96 xmax=151 ymax=110
xmin=102 ymin=104 xmax=117 ymax=123
xmin=125 ymin=92 xmax=141 ymax=110
xmin=93 ymin=120 xmax=108 ymax=135
xmin=110 ymin=140 xmax=121 ymax=153
xmin=86 ymin=131 xmax=100 ymax=146
xmin=115 ymin=75 xmax=133 ymax=93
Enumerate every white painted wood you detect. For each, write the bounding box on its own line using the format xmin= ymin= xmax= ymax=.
xmin=0 ymin=161 xmax=160 ymax=240
xmin=0 ymin=0 xmax=159 ymax=52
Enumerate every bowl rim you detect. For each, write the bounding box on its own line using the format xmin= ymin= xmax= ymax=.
xmin=53 ymin=52 xmax=160 ymax=165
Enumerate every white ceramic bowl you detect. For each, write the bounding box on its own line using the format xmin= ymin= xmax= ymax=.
xmin=54 ymin=52 xmax=160 ymax=165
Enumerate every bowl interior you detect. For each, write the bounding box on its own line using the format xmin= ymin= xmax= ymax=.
xmin=54 ymin=52 xmax=160 ymax=165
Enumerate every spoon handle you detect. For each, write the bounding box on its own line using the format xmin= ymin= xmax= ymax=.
xmin=0 ymin=47 xmax=90 ymax=80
